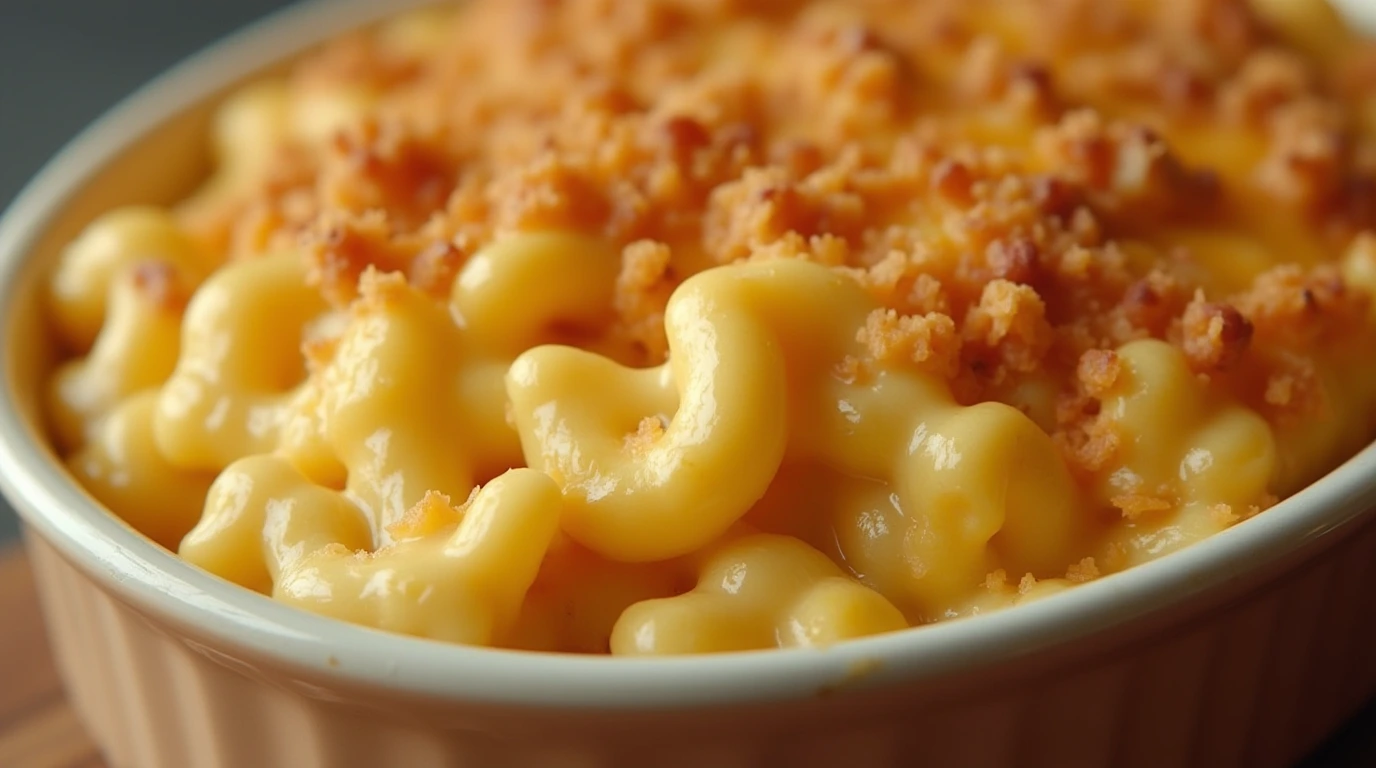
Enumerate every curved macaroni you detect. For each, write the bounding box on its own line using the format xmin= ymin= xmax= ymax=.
xmin=47 ymin=207 xmax=205 ymax=352
xmin=1092 ymin=340 xmax=1278 ymax=565
xmin=506 ymin=261 xmax=809 ymax=562
xmin=182 ymin=453 xmax=371 ymax=594
xmin=314 ymin=269 xmax=479 ymax=542
xmin=446 ymin=231 xmax=626 ymax=479
xmin=451 ymin=232 xmax=622 ymax=354
xmin=47 ymin=261 xmax=191 ymax=452
xmin=38 ymin=0 xmax=1376 ymax=654
xmin=510 ymin=258 xmax=1086 ymax=618
xmin=67 ymin=393 xmax=216 ymax=550
xmin=502 ymin=540 xmax=687 ymax=653
xmin=274 ymin=469 xmax=562 ymax=645
xmin=611 ymin=533 xmax=906 ymax=654
xmin=154 ymin=252 xmax=329 ymax=471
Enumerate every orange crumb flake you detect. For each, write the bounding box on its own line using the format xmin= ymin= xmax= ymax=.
xmin=72 ymin=0 xmax=1376 ymax=643
xmin=1116 ymin=271 xmax=1187 ymax=338
xmin=129 ymin=261 xmax=192 ymax=313
xmin=1101 ymin=542 xmax=1130 ymax=573
xmin=1179 ymin=294 xmax=1253 ymax=372
xmin=408 ymin=240 xmax=468 ymax=298
xmin=857 ymin=308 xmax=961 ymax=377
xmin=1111 ymin=494 xmax=1174 ymax=520
xmin=1034 ymin=110 xmax=1217 ymax=217
xmin=386 ymin=490 xmax=461 ymax=541
xmin=1065 ymin=557 xmax=1100 ymax=583
xmin=1055 ymin=415 xmax=1121 ymax=475
xmin=1076 ymin=349 xmax=1121 ymax=398
xmin=963 ymin=279 xmax=1052 ymax=373
xmin=625 ymin=415 xmax=668 ymax=453
xmin=614 ymin=240 xmax=677 ymax=361
xmin=302 ymin=335 xmax=342 ymax=372
xmin=353 ymin=266 xmax=413 ymax=311
xmin=1259 ymin=353 xmax=1325 ymax=423
xmin=306 ymin=211 xmax=415 ymax=306
xmin=984 ymin=568 xmax=1011 ymax=593
xmin=1209 ymin=503 xmax=1240 ymax=527
xmin=1236 ymin=265 xmax=1367 ymax=349
xmin=227 ymin=202 xmax=291 ymax=261
xmin=322 ymin=118 xmax=456 ymax=228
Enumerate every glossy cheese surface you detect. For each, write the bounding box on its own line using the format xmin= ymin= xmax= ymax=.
xmin=43 ymin=0 xmax=1376 ymax=652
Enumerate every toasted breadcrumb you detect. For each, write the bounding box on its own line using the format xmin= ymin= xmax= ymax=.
xmin=1210 ymin=503 xmax=1241 ymax=527
xmin=857 ymin=308 xmax=961 ymax=378
xmin=152 ymin=0 xmax=1376 ymax=616
xmin=186 ymin=0 xmax=1374 ymax=454
xmin=1180 ymin=294 xmax=1253 ymax=372
xmin=1076 ymin=350 xmax=1122 ymax=399
xmin=1112 ymin=494 xmax=1175 ymax=520
xmin=963 ymin=280 xmax=1052 ymax=373
xmin=615 ymin=240 xmax=677 ymax=361
xmin=984 ymin=569 xmax=1011 ymax=593
xmin=625 ymin=415 xmax=669 ymax=454
xmin=1065 ymin=557 xmax=1100 ymax=583
xmin=387 ymin=490 xmax=461 ymax=541
xmin=129 ymin=261 xmax=192 ymax=313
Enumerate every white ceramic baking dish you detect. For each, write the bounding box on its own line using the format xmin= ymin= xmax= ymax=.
xmin=0 ymin=1 xmax=1374 ymax=766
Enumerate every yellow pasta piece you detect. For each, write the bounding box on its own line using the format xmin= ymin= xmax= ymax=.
xmin=47 ymin=207 xmax=205 ymax=352
xmin=1344 ymin=234 xmax=1376 ymax=301
xmin=210 ymin=79 xmax=292 ymax=180
xmin=314 ymin=269 xmax=479 ymax=542
xmin=376 ymin=6 xmax=459 ymax=58
xmin=611 ymin=533 xmax=906 ymax=655
xmin=273 ymin=231 xmax=627 ymax=542
xmin=274 ymin=469 xmax=562 ymax=645
xmin=291 ymin=86 xmax=377 ymax=146
xmin=502 ymin=539 xmax=687 ymax=653
xmin=1094 ymin=340 xmax=1278 ymax=566
xmin=67 ymin=392 xmax=215 ymax=550
xmin=448 ymin=231 xmax=626 ymax=478
xmin=450 ymin=232 xmax=621 ymax=355
xmin=182 ymin=454 xmax=371 ymax=594
xmin=899 ymin=401 xmax=1086 ymax=607
xmin=154 ymin=252 xmax=329 ymax=472
xmin=47 ymin=262 xmax=191 ymax=452
xmin=37 ymin=0 xmax=1376 ymax=655
xmin=176 ymin=80 xmax=292 ymax=224
xmin=512 ymin=258 xmax=1086 ymax=620
xmin=508 ymin=260 xmax=820 ymax=562
xmin=1248 ymin=0 xmax=1360 ymax=65
xmin=275 ymin=375 xmax=349 ymax=490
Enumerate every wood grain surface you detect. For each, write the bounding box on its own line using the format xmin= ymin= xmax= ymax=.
xmin=0 ymin=545 xmax=103 ymax=768
xmin=0 ymin=542 xmax=1372 ymax=768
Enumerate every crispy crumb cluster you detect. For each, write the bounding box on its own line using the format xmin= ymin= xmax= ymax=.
xmin=137 ymin=0 xmax=1376 ymax=613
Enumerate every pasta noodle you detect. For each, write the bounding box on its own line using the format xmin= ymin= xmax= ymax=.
xmin=41 ymin=0 xmax=1376 ymax=653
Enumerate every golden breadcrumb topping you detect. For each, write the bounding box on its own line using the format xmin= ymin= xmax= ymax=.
xmin=184 ymin=2 xmax=1376 ymax=469
xmin=153 ymin=0 xmax=1376 ymax=619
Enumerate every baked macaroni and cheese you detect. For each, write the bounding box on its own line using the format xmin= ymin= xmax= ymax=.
xmin=43 ymin=0 xmax=1376 ymax=654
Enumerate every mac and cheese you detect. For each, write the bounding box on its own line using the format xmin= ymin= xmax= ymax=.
xmin=42 ymin=0 xmax=1376 ymax=652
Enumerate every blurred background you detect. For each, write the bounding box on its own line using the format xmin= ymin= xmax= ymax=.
xmin=0 ymin=0 xmax=293 ymax=543
xmin=0 ymin=2 xmax=1372 ymax=764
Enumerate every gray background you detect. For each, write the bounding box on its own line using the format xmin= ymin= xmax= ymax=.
xmin=0 ymin=2 xmax=1370 ymax=765
xmin=0 ymin=0 xmax=292 ymax=543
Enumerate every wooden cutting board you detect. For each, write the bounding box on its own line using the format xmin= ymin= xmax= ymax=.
xmin=0 ymin=542 xmax=1372 ymax=768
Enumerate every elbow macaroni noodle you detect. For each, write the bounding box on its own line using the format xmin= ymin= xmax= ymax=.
xmin=41 ymin=0 xmax=1376 ymax=653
